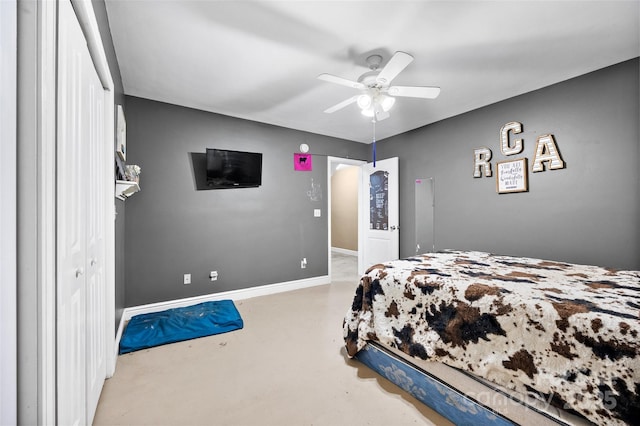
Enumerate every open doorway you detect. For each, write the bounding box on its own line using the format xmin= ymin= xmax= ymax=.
xmin=327 ymin=157 xmax=364 ymax=281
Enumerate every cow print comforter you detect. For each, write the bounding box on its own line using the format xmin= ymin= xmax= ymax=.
xmin=344 ymin=250 xmax=640 ymax=425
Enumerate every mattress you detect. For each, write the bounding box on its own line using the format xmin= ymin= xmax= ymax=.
xmin=344 ymin=250 xmax=640 ymax=425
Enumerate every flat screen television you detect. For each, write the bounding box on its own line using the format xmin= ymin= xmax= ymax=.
xmin=206 ymin=148 xmax=262 ymax=189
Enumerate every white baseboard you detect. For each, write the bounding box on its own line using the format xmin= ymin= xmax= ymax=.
xmin=114 ymin=310 xmax=127 ymax=363
xmin=331 ymin=247 xmax=357 ymax=257
xmin=114 ymin=275 xmax=331 ymax=355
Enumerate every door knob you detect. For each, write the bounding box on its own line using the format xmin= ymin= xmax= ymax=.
xmin=390 ymin=225 xmax=399 ymax=231
xmin=75 ymin=268 xmax=84 ymax=278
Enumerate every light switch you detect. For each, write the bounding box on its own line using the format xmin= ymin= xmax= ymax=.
xmin=314 ymin=209 xmax=321 ymax=217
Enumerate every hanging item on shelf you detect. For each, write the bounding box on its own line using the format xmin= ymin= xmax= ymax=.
xmin=125 ymin=164 xmax=141 ymax=183
xmin=116 ymin=164 xmax=141 ymax=201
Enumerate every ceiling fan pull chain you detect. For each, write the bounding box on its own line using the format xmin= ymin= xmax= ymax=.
xmin=372 ymin=119 xmax=377 ymax=167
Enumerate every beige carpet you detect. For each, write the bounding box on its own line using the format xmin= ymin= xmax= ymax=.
xmin=94 ymin=252 xmax=453 ymax=426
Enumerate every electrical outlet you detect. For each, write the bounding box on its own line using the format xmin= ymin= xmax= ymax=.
xmin=301 ymin=258 xmax=307 ymax=269
xmin=210 ymin=271 xmax=218 ymax=281
xmin=184 ymin=273 xmax=191 ymax=285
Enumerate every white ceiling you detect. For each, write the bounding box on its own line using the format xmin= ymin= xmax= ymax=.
xmin=105 ymin=1 xmax=639 ymax=143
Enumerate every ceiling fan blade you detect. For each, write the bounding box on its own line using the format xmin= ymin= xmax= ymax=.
xmin=387 ymin=85 xmax=441 ymax=99
xmin=324 ymin=95 xmax=358 ymax=113
xmin=376 ymin=51 xmax=414 ymax=85
xmin=317 ymin=73 xmax=365 ymax=90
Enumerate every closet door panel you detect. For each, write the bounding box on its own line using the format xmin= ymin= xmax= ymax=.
xmin=85 ymin=66 xmax=107 ymax=422
xmin=56 ymin=1 xmax=88 ymax=423
xmin=56 ymin=0 xmax=107 ymax=423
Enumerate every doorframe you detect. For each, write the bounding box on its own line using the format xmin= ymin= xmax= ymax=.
xmin=326 ymin=156 xmax=365 ymax=279
xmin=1 ymin=0 xmax=17 ymax=423
xmin=17 ymin=0 xmax=58 ymax=422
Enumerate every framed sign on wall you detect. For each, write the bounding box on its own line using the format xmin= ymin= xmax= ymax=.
xmin=116 ymin=105 xmax=126 ymax=161
xmin=294 ymin=153 xmax=312 ymax=171
xmin=496 ymin=158 xmax=528 ymax=194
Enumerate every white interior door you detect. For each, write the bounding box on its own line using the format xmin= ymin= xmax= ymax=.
xmin=57 ymin=0 xmax=107 ymax=424
xmin=358 ymin=157 xmax=400 ymax=274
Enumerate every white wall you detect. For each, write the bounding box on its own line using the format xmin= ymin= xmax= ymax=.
xmin=0 ymin=0 xmax=17 ymax=423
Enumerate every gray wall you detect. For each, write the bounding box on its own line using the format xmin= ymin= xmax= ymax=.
xmin=124 ymin=96 xmax=367 ymax=307
xmin=378 ymin=58 xmax=639 ymax=270
xmin=124 ymin=59 xmax=638 ymax=308
xmin=114 ymin=200 xmax=125 ymax=326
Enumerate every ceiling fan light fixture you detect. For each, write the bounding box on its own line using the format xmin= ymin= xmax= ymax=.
xmin=380 ymin=95 xmax=395 ymax=112
xmin=357 ymin=94 xmax=372 ymax=109
xmin=361 ymin=107 xmax=374 ymax=117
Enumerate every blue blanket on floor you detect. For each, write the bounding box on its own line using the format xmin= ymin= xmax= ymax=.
xmin=119 ymin=300 xmax=243 ymax=354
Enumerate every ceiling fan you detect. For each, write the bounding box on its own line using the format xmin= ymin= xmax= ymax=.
xmin=318 ymin=51 xmax=440 ymax=122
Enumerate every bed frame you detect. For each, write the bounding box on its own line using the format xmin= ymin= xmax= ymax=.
xmin=355 ymin=341 xmax=592 ymax=426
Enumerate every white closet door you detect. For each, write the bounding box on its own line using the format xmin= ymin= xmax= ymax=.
xmin=57 ymin=0 xmax=106 ymax=424
xmin=85 ymin=63 xmax=106 ymax=422
xmin=57 ymin=1 xmax=87 ymax=422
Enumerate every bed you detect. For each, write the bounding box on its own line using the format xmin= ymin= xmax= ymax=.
xmin=343 ymin=250 xmax=640 ymax=425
